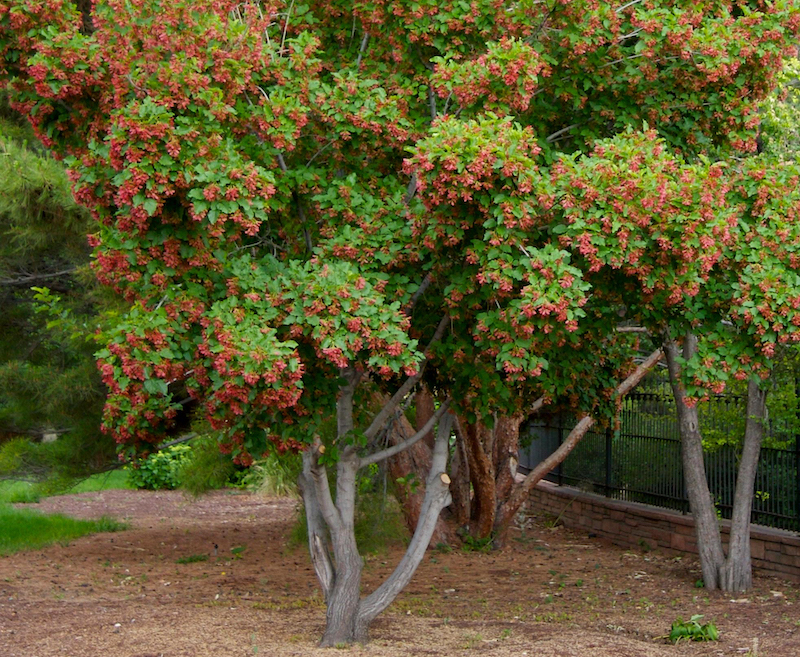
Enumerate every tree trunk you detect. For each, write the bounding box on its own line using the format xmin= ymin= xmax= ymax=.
xmin=303 ymin=369 xmax=457 ymax=645
xmin=449 ymin=427 xmax=471 ymax=527
xmin=719 ymin=377 xmax=766 ymax=592
xmin=415 ymin=386 xmax=436 ymax=450
xmin=665 ymin=336 xmax=726 ymax=590
xmin=493 ymin=414 xmax=524 ymax=504
xmin=457 ymin=417 xmax=497 ymax=539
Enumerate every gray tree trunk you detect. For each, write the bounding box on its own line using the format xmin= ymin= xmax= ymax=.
xmin=665 ymin=335 xmax=726 ymax=589
xmin=665 ymin=335 xmax=766 ymax=592
xmin=720 ymin=377 xmax=766 ymax=592
xmin=301 ymin=367 xmax=456 ymax=645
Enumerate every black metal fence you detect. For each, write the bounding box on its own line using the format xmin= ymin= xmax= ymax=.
xmin=519 ymin=382 xmax=800 ymax=533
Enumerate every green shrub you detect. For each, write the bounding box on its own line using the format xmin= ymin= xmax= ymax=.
xmin=127 ymin=444 xmax=192 ymax=490
xmin=176 ymin=436 xmax=238 ymax=495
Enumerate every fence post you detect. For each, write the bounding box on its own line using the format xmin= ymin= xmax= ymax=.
xmin=605 ymin=426 xmax=612 ymax=497
xmin=557 ymin=422 xmax=564 ymax=487
xmin=795 ymin=435 xmax=800 ymax=532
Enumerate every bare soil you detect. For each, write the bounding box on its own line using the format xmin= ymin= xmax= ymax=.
xmin=1 ymin=489 xmax=799 ymax=656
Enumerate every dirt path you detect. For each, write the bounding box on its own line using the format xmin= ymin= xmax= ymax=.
xmin=1 ymin=489 xmax=799 ymax=656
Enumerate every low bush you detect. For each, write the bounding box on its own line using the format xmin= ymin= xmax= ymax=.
xmin=127 ymin=444 xmax=192 ymax=490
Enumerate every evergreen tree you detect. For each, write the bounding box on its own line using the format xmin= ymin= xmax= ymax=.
xmin=0 ymin=96 xmax=116 ymax=481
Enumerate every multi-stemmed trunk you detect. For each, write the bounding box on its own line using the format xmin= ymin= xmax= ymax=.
xmin=298 ymin=368 xmax=455 ymax=646
xmin=665 ymin=335 xmax=766 ymax=592
xmin=450 ymin=349 xmax=664 ymax=548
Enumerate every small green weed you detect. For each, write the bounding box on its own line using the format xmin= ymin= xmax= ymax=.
xmin=176 ymin=554 xmax=209 ymax=564
xmin=668 ymin=615 xmax=719 ymax=643
xmin=460 ymin=534 xmax=493 ymax=553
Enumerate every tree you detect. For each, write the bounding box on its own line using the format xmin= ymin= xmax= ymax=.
xmin=3 ymin=0 xmax=800 ymax=644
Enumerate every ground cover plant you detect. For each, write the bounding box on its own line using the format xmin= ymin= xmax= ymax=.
xmin=0 ymin=468 xmax=132 ymax=504
xmin=3 ymin=0 xmax=800 ymax=645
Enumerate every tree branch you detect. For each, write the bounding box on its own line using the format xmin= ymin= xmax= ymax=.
xmin=495 ymin=347 xmax=664 ymax=537
xmin=546 ymin=124 xmax=578 ymax=143
xmin=356 ymin=33 xmax=369 ymax=68
xmin=359 ymin=399 xmax=451 ymax=468
xmin=0 ymin=268 xmax=78 ymax=286
xmin=358 ymin=411 xmax=454 ymax=625
xmin=404 ymin=273 xmax=432 ymax=313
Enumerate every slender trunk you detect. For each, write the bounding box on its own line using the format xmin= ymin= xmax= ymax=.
xmin=299 ymin=451 xmax=333 ymax=602
xmin=357 ymin=413 xmax=455 ymax=628
xmin=415 ymin=386 xmax=436 ymax=450
xmin=720 ymin=377 xmax=766 ymax=592
xmin=492 ymin=348 xmax=664 ymax=547
xmin=664 ymin=336 xmax=725 ymax=590
xmin=458 ymin=417 xmax=496 ymax=539
xmin=382 ymin=398 xmax=456 ymax=545
xmin=493 ymin=414 xmax=524 ymax=503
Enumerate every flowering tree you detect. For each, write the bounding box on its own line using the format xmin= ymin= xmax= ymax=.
xmin=3 ymin=0 xmax=800 ymax=644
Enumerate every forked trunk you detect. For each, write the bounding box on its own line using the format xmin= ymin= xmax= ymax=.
xmin=320 ymin=455 xmax=364 ymax=647
xmin=302 ymin=369 xmax=456 ymax=645
xmin=665 ymin=336 xmax=766 ymax=592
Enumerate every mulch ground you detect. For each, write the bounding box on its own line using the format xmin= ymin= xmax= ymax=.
xmin=1 ymin=489 xmax=799 ymax=656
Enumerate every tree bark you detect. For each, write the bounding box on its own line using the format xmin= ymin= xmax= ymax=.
xmin=449 ymin=429 xmax=471 ymax=527
xmin=719 ymin=377 xmax=766 ymax=592
xmin=457 ymin=417 xmax=497 ymax=539
xmin=664 ymin=336 xmax=726 ymax=590
xmin=415 ymin=386 xmax=436 ymax=450
xmin=493 ymin=414 xmax=524 ymax=504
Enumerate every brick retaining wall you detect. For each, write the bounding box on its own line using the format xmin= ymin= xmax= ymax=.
xmin=529 ymin=480 xmax=800 ymax=582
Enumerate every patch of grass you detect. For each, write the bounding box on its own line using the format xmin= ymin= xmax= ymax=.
xmin=0 ymin=503 xmax=126 ymax=555
xmin=176 ymin=553 xmax=209 ymax=564
xmin=69 ymin=469 xmax=132 ymax=493
xmin=0 ymin=480 xmax=41 ymax=503
xmin=0 ymin=469 xmax=132 ymax=504
xmin=244 ymin=451 xmax=302 ymax=498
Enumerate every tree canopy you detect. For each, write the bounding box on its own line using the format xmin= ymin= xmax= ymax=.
xmin=3 ymin=0 xmax=798 ymax=458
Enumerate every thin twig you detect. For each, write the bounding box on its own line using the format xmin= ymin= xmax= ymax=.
xmin=546 ymin=124 xmax=578 ymax=143
xmin=356 ymin=33 xmax=370 ymax=69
